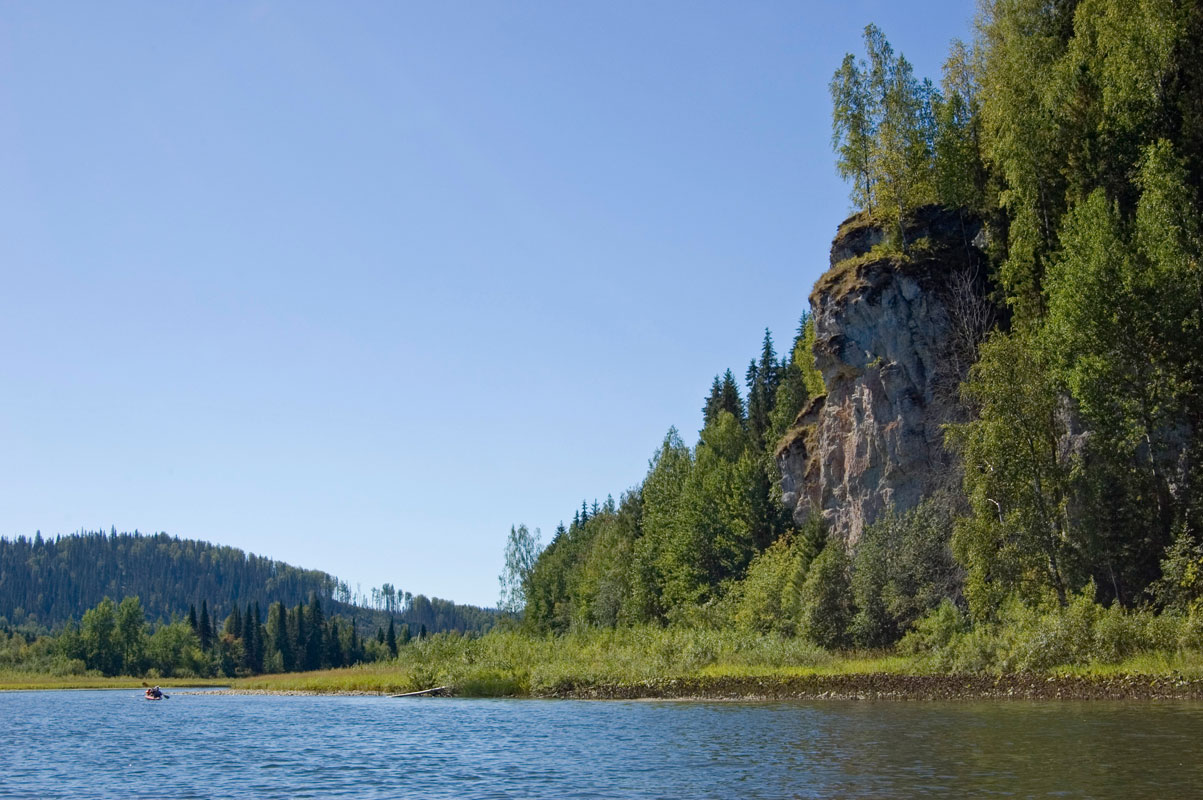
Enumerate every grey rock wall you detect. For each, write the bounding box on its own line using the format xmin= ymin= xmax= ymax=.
xmin=777 ymin=207 xmax=988 ymax=544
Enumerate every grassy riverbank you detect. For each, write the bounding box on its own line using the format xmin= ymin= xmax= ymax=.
xmin=225 ymin=627 xmax=1203 ymax=700
xmin=0 ymin=672 xmax=229 ymax=691
xmin=12 ymin=623 xmax=1203 ymax=699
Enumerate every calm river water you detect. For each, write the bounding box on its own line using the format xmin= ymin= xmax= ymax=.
xmin=1 ymin=690 xmax=1201 ymax=798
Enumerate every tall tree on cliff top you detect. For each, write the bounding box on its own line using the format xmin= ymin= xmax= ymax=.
xmin=831 ymin=51 xmax=876 ymax=213
xmin=831 ymin=25 xmax=938 ymax=247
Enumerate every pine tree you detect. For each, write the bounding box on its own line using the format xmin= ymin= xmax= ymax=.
xmin=187 ymin=604 xmax=198 ymax=633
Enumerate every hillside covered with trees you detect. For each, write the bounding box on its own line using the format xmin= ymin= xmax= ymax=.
xmin=500 ymin=0 xmax=1203 ymax=670
xmin=0 ymin=530 xmax=494 ymax=637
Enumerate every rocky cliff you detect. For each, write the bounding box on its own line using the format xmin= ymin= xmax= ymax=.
xmin=776 ymin=206 xmax=990 ymax=544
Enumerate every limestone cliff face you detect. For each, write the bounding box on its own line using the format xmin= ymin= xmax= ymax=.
xmin=777 ymin=207 xmax=989 ymax=544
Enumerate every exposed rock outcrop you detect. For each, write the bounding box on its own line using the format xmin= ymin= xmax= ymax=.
xmin=777 ymin=206 xmax=990 ymax=544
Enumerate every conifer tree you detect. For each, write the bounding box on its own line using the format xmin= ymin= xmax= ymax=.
xmin=198 ymin=601 xmax=212 ymax=651
xmin=386 ymin=618 xmax=397 ymax=657
xmin=719 ymin=369 xmax=743 ymax=421
xmin=240 ymin=602 xmax=256 ymax=672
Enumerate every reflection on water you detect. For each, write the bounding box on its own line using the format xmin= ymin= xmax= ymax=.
xmin=1 ymin=690 xmax=1200 ymax=798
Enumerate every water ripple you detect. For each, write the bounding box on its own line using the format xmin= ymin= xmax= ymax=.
xmin=1 ymin=692 xmax=1201 ymax=798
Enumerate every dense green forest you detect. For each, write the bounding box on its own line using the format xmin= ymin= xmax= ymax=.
xmin=500 ymin=1 xmax=1203 ymax=668
xmin=0 ymin=592 xmax=426 ymax=678
xmin=0 ymin=530 xmax=494 ymax=637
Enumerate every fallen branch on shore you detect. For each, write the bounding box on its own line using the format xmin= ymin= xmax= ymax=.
xmin=390 ymin=686 xmax=448 ymax=698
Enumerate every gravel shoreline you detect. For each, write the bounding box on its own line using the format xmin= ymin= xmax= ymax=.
xmin=191 ymin=674 xmax=1203 ymax=701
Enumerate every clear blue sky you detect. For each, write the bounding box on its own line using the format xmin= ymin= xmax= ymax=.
xmin=1 ymin=1 xmax=975 ymax=608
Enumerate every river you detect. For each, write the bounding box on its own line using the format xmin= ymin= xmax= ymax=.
xmin=1 ymin=690 xmax=1200 ymax=798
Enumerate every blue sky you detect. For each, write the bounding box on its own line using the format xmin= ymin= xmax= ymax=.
xmin=1 ymin=1 xmax=976 ymax=608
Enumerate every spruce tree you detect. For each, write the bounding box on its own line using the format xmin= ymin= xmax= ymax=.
xmin=199 ymin=601 xmax=212 ymax=651
xmin=386 ymin=619 xmax=397 ymax=657
xmin=746 ymin=360 xmax=768 ymax=445
xmin=757 ymin=329 xmax=781 ymax=408
xmin=719 ymin=369 xmax=744 ymax=420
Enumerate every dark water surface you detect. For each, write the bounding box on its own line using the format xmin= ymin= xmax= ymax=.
xmin=1 ymin=690 xmax=1201 ymax=798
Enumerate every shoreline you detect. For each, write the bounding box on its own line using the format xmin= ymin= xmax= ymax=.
xmin=187 ymin=673 xmax=1203 ymax=702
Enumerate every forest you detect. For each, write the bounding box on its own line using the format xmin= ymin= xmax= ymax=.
xmin=0 ymin=592 xmax=425 ymax=679
xmin=498 ymin=0 xmax=1203 ymax=672
xmin=0 ymin=530 xmax=495 ymax=677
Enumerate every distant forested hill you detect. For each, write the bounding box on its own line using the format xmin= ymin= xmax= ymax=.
xmin=0 ymin=530 xmax=494 ymax=635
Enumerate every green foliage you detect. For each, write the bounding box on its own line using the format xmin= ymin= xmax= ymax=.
xmin=831 ymin=25 xmax=944 ymax=248
xmin=499 ymin=524 xmax=542 ymax=615
xmin=851 ymin=501 xmax=962 ymax=647
xmin=831 ymin=52 xmax=875 ymax=212
xmin=947 ymin=329 xmax=1076 ymax=616
xmin=932 ymin=40 xmax=987 ymax=215
xmin=798 ymin=539 xmax=853 ymax=649
xmin=1153 ymin=530 xmax=1203 ymax=613
xmin=798 ymin=316 xmax=825 ymax=400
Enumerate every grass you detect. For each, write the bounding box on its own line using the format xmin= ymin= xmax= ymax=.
xmin=0 ymin=672 xmax=229 ymax=691
xmin=11 ymin=620 xmax=1203 ymax=698
xmin=221 ymin=627 xmax=1203 ymax=698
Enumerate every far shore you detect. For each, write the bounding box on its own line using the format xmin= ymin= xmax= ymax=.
xmin=10 ymin=672 xmax=1203 ymax=702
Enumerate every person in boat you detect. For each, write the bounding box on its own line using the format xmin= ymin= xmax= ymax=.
xmin=145 ymin=686 xmax=163 ymax=699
